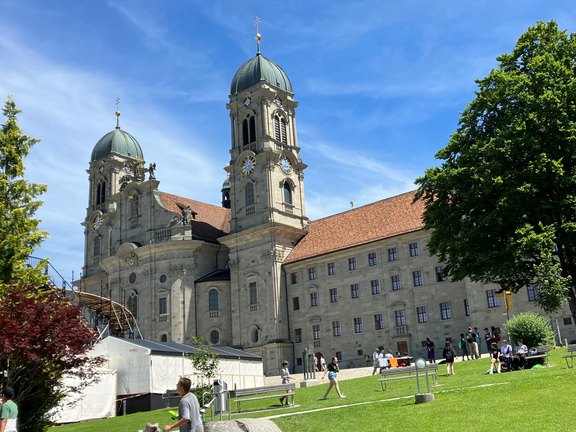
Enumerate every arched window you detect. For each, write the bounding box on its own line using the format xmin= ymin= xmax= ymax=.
xmin=274 ymin=115 xmax=288 ymax=144
xmin=245 ymin=182 xmax=255 ymax=207
xmin=130 ymin=194 xmax=140 ymax=217
xmin=96 ymin=181 xmax=106 ymax=205
xmin=242 ymin=115 xmax=257 ymax=145
xmin=210 ymin=329 xmax=220 ymax=345
xmin=93 ymin=237 xmax=101 ymax=257
xmin=283 ymin=182 xmax=293 ymax=205
xmin=127 ymin=293 xmax=138 ymax=319
xmin=209 ymin=289 xmax=219 ymax=311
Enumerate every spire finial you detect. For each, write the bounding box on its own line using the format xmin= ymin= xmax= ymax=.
xmin=254 ymin=16 xmax=261 ymax=54
xmin=115 ymin=97 xmax=121 ymax=129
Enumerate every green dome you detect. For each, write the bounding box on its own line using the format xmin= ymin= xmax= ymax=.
xmin=91 ymin=127 xmax=144 ymax=161
xmin=230 ymin=52 xmax=293 ymax=95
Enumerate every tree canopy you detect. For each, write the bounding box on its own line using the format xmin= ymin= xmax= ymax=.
xmin=415 ymin=21 xmax=576 ymax=322
xmin=0 ymin=96 xmax=48 ymax=285
xmin=0 ymin=97 xmax=101 ymax=431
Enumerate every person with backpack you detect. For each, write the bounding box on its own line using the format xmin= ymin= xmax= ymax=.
xmin=442 ymin=341 xmax=456 ymax=375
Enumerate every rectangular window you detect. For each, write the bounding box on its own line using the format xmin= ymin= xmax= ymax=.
xmin=486 ymin=289 xmax=500 ymax=308
xmin=374 ymin=313 xmax=384 ymax=330
xmin=292 ymin=296 xmax=300 ymax=311
xmin=370 ymin=279 xmax=380 ymax=295
xmin=440 ymin=302 xmax=452 ymax=320
xmin=308 ymin=267 xmax=317 ymax=280
xmin=351 ymin=283 xmax=360 ymax=299
xmin=354 ymin=317 xmax=363 ymax=333
xmin=348 ymin=257 xmax=357 ymax=271
xmin=409 ymin=242 xmax=420 ymax=257
xmin=435 ymin=265 xmax=447 ymax=282
xmin=295 ymin=328 xmax=302 ymax=343
xmin=329 ymin=288 xmax=339 ymax=303
xmin=412 ymin=270 xmax=424 ymax=287
xmin=417 ymin=306 xmax=428 ymax=323
xmin=391 ymin=274 xmax=401 ymax=291
xmin=527 ymin=284 xmax=540 ymax=302
xmin=388 ymin=247 xmax=398 ymax=261
xmin=368 ymin=252 xmax=377 ymax=266
xmin=290 ymin=272 xmax=298 ymax=284
xmin=312 ymin=324 xmax=321 ymax=340
xmin=464 ymin=298 xmax=470 ymax=316
xmin=564 ymin=317 xmax=573 ymax=325
xmin=159 ymin=297 xmax=167 ymax=315
xmin=332 ymin=321 xmax=341 ymax=337
xmin=310 ymin=292 xmax=319 ymax=307
xmin=249 ymin=282 xmax=257 ymax=305
xmin=394 ymin=310 xmax=406 ymax=326
xmin=327 ymin=262 xmax=335 ymax=276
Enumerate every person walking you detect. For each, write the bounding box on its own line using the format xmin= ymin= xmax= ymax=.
xmin=459 ymin=333 xmax=470 ymax=361
xmin=163 ymin=377 xmax=202 ymax=432
xmin=0 ymin=387 xmax=18 ymax=432
xmin=371 ymin=348 xmax=380 ymax=375
xmin=321 ymin=356 xmax=346 ymax=399
xmin=442 ymin=341 xmax=456 ymax=376
xmin=279 ymin=360 xmax=294 ymax=406
xmin=425 ymin=338 xmax=436 ymax=363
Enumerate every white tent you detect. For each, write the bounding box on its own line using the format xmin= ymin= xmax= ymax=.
xmin=90 ymin=337 xmax=264 ymax=414
xmin=51 ymin=368 xmax=117 ymax=424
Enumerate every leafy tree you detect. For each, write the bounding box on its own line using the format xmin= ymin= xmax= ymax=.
xmin=504 ymin=312 xmax=554 ymax=348
xmin=187 ymin=337 xmax=220 ymax=401
xmin=415 ymin=21 xmax=576 ymax=323
xmin=0 ymin=284 xmax=103 ymax=432
xmin=0 ymin=96 xmax=48 ymax=285
xmin=0 ymin=98 xmax=102 ymax=431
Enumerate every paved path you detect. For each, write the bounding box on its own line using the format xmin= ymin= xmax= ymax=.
xmin=264 ymin=355 xmax=490 ymax=387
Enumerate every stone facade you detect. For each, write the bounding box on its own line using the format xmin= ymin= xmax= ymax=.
xmin=77 ymin=43 xmax=576 ymax=377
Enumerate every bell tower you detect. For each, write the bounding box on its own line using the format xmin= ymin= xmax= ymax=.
xmin=220 ymin=28 xmax=308 ymax=375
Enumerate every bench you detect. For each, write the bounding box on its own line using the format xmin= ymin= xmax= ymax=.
xmin=562 ymin=344 xmax=576 ymax=369
xmin=378 ymin=364 xmax=438 ymax=391
xmin=524 ymin=345 xmax=551 ymax=368
xmin=229 ymin=383 xmax=295 ymax=412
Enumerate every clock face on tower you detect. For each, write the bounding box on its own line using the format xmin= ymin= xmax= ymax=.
xmin=279 ymin=155 xmax=292 ymax=174
xmin=241 ymin=155 xmax=256 ymax=176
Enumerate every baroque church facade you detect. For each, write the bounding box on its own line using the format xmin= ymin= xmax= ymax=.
xmin=78 ymin=38 xmax=576 ymax=376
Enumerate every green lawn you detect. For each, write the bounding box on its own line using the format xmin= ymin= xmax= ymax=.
xmin=49 ymin=347 xmax=576 ymax=432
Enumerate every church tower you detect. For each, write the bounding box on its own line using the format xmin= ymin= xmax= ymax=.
xmin=82 ymin=109 xmax=146 ymax=280
xmin=220 ymin=31 xmax=308 ymax=374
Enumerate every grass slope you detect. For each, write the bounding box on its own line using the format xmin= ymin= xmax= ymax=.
xmin=49 ymin=347 xmax=576 ymax=432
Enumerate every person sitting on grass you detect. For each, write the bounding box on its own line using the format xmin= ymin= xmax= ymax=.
xmin=487 ymin=342 xmax=501 ymax=374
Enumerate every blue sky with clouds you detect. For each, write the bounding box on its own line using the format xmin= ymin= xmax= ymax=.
xmin=0 ymin=0 xmax=574 ymax=283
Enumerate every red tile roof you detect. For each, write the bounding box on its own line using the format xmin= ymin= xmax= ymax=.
xmin=156 ymin=191 xmax=230 ymax=242
xmin=284 ymin=191 xmax=424 ymax=264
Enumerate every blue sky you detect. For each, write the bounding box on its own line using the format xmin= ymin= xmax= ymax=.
xmin=1 ymin=0 xmax=574 ymax=284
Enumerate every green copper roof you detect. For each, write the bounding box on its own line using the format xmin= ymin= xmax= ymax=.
xmin=230 ymin=52 xmax=293 ymax=95
xmin=91 ymin=127 xmax=144 ymax=161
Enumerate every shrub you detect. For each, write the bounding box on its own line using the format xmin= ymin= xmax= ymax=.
xmin=504 ymin=312 xmax=554 ymax=348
